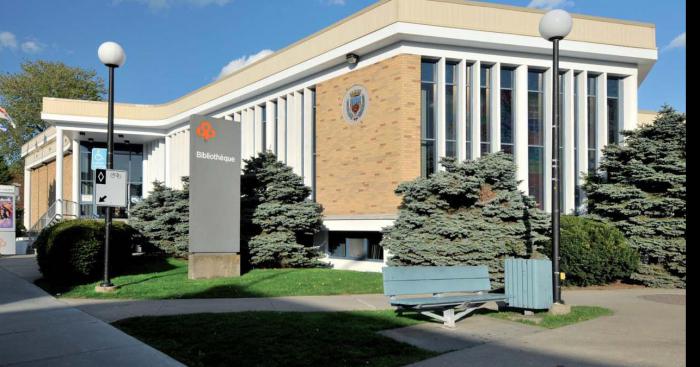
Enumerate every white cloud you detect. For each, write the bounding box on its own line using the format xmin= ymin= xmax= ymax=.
xmin=21 ymin=41 xmax=42 ymax=54
xmin=217 ymin=49 xmax=274 ymax=80
xmin=0 ymin=31 xmax=17 ymax=50
xmin=322 ymin=0 xmax=346 ymax=5
xmin=527 ymin=0 xmax=574 ymax=10
xmin=114 ymin=0 xmax=231 ymax=10
xmin=662 ymin=32 xmax=685 ymax=52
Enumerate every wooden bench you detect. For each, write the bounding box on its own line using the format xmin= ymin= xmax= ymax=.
xmin=383 ymin=265 xmax=507 ymax=327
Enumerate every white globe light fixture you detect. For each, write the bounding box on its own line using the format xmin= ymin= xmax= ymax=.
xmin=539 ymin=9 xmax=572 ymax=307
xmin=95 ymin=41 xmax=126 ymax=293
xmin=539 ymin=9 xmax=573 ymax=41
xmin=98 ymin=41 xmax=126 ymax=67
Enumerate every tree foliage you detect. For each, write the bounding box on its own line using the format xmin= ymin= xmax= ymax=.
xmin=242 ymin=152 xmax=324 ymax=268
xmin=381 ymin=153 xmax=550 ymax=287
xmin=129 ymin=178 xmax=190 ymax=258
xmin=584 ymin=106 xmax=686 ymax=288
xmin=0 ymin=60 xmax=105 ymax=173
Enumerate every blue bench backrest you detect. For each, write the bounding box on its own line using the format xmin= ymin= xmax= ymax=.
xmin=382 ymin=266 xmax=492 ymax=296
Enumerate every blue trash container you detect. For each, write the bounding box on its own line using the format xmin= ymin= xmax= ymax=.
xmin=504 ymin=258 xmax=553 ymax=310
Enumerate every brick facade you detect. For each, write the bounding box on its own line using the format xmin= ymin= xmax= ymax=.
xmin=315 ymin=54 xmax=421 ymax=216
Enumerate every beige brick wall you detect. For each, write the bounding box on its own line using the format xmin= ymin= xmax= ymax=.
xmin=315 ymin=54 xmax=421 ymax=216
xmin=28 ymin=153 xmax=72 ymax=227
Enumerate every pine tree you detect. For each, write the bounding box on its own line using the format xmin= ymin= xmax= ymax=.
xmin=584 ymin=106 xmax=686 ymax=288
xmin=129 ymin=178 xmax=190 ymax=257
xmin=381 ymin=152 xmax=550 ymax=287
xmin=242 ymin=152 xmax=324 ymax=268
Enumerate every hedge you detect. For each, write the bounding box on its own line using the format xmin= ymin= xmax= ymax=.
xmin=542 ymin=215 xmax=639 ymax=286
xmin=35 ymin=219 xmax=146 ymax=285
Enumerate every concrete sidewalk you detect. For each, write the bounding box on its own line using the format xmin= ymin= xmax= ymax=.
xmin=403 ymin=288 xmax=685 ymax=367
xmin=0 ymin=256 xmax=184 ymax=367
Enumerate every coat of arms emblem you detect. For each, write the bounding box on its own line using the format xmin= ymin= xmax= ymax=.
xmin=342 ymin=85 xmax=369 ymax=124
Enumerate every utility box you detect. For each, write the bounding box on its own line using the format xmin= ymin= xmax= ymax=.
xmin=504 ymin=258 xmax=553 ymax=310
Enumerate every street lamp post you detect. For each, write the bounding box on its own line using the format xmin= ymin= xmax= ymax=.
xmin=97 ymin=41 xmax=126 ymax=291
xmin=539 ymin=9 xmax=572 ymax=305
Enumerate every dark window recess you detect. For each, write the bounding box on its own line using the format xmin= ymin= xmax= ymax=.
xmin=327 ymin=231 xmax=383 ymax=261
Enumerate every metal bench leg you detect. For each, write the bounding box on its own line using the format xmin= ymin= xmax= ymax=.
xmin=443 ymin=309 xmax=456 ymax=328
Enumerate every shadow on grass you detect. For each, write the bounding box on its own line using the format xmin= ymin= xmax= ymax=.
xmin=35 ymin=255 xmax=177 ymax=295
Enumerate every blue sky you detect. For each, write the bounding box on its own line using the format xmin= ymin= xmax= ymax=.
xmin=0 ymin=0 xmax=685 ymax=112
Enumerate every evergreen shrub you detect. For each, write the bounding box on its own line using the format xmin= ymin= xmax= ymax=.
xmin=130 ymin=178 xmax=190 ymax=257
xmin=584 ymin=106 xmax=686 ymax=288
xmin=381 ymin=153 xmax=551 ymax=287
xmin=35 ymin=219 xmax=144 ymax=285
xmin=542 ymin=215 xmax=639 ymax=286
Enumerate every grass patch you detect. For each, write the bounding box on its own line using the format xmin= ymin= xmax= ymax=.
xmin=114 ymin=310 xmax=436 ymax=367
xmin=487 ymin=306 xmax=613 ymax=329
xmin=37 ymin=257 xmax=383 ymax=299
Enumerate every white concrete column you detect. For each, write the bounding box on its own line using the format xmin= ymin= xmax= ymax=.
xmin=457 ymin=60 xmax=468 ymax=161
xmin=622 ymin=72 xmax=638 ymax=135
xmin=292 ymin=91 xmax=304 ymax=176
xmin=543 ymin=68 xmax=553 ymax=212
xmin=303 ymin=88 xmax=314 ymax=189
xmin=490 ymin=62 xmax=501 ymax=153
xmin=254 ymin=105 xmax=263 ymax=154
xmin=266 ymin=100 xmax=276 ymax=153
xmin=514 ymin=65 xmax=529 ymax=194
xmin=71 ymin=138 xmax=80 ymax=216
xmin=277 ymin=97 xmax=287 ymax=162
xmin=471 ymin=61 xmax=481 ymax=159
xmin=23 ymin=167 xmax=30 ymax=229
xmin=596 ymin=72 xmax=607 ymax=168
xmin=563 ymin=70 xmax=575 ymax=214
xmin=54 ymin=128 xmax=64 ymax=215
xmin=436 ymin=58 xmax=446 ymax=166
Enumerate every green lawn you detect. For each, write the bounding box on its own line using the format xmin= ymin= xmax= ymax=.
xmin=38 ymin=257 xmax=383 ymax=299
xmin=487 ymin=306 xmax=613 ymax=329
xmin=114 ymin=310 xmax=435 ymax=367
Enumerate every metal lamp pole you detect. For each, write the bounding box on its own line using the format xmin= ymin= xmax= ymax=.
xmin=102 ymin=65 xmax=115 ymax=288
xmin=97 ymin=42 xmax=125 ymax=290
xmin=539 ymin=9 xmax=572 ymax=305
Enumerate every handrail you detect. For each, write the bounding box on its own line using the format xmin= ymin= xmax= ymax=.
xmin=27 ymin=199 xmax=80 ymax=237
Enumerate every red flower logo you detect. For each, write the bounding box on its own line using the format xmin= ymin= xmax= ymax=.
xmin=196 ymin=121 xmax=216 ymax=141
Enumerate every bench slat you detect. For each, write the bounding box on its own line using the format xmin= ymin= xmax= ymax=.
xmin=391 ymin=293 xmax=507 ymax=307
xmin=382 ymin=266 xmax=492 ymax=296
xmin=383 ymin=266 xmax=490 ymax=281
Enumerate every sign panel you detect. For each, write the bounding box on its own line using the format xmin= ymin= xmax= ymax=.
xmin=189 ymin=115 xmax=241 ymax=253
xmin=91 ymin=148 xmax=107 ymax=170
xmin=95 ymin=169 xmax=128 ymax=207
xmin=0 ymin=185 xmax=17 ymax=255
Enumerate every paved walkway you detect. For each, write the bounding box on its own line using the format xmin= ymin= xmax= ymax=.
xmin=404 ymin=288 xmax=685 ymax=367
xmin=0 ymin=256 xmax=184 ymax=367
xmin=1 ymin=255 xmax=685 ymax=367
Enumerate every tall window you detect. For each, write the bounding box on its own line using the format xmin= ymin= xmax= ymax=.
xmin=500 ymin=67 xmax=515 ymax=154
xmin=465 ymin=63 xmax=472 ymax=160
xmin=573 ymin=73 xmax=582 ymax=213
xmin=587 ymin=75 xmax=598 ymax=173
xmin=445 ymin=61 xmax=458 ymax=158
xmin=558 ymin=72 xmax=565 ymax=207
xmin=421 ymin=59 xmax=438 ymax=177
xmin=528 ymin=70 xmax=545 ymax=209
xmin=607 ymin=77 xmax=621 ymax=144
xmin=480 ymin=65 xmax=491 ymax=155
xmin=260 ymin=105 xmax=267 ymax=152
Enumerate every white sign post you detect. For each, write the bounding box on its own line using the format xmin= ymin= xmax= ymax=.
xmin=95 ymin=169 xmax=128 ymax=208
xmin=0 ymin=185 xmax=18 ymax=255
